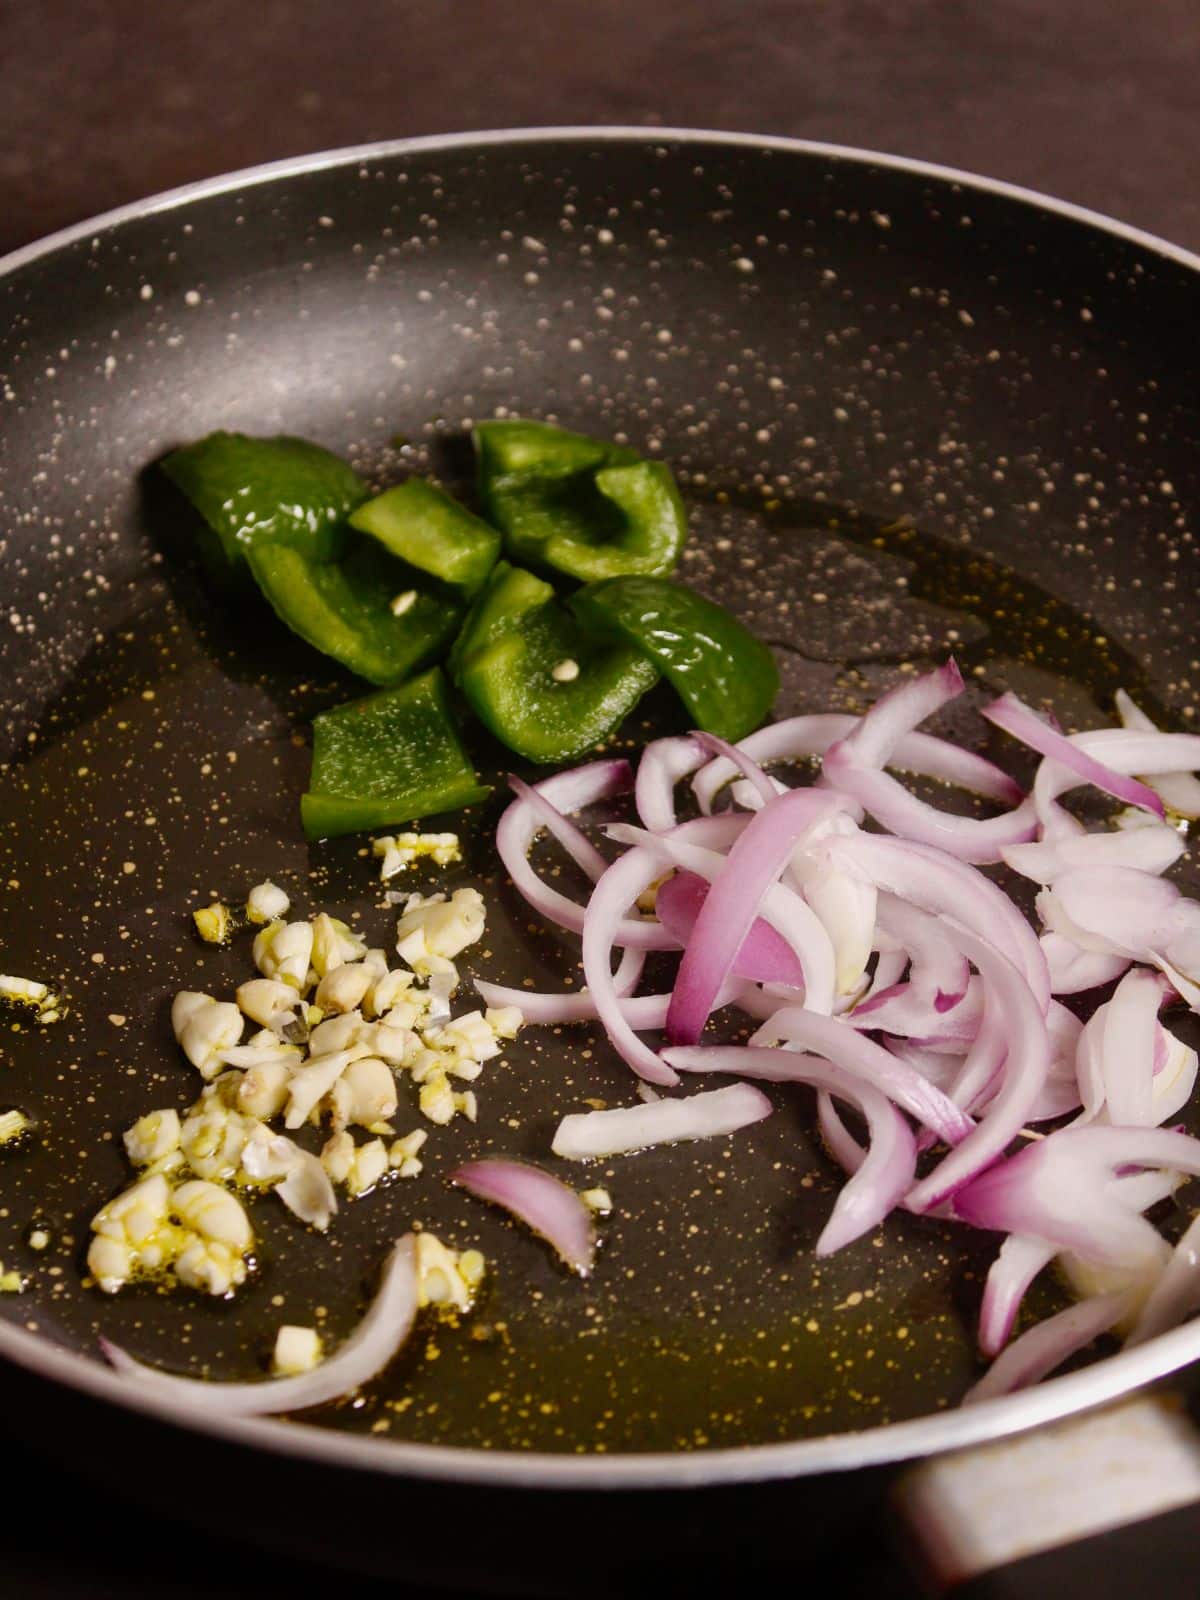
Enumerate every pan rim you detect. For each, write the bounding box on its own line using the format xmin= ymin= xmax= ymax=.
xmin=3 ymin=125 xmax=1199 ymax=1489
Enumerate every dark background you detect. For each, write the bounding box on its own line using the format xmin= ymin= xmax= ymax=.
xmin=3 ymin=0 xmax=1199 ymax=261
xmin=1 ymin=1 xmax=1197 ymax=1594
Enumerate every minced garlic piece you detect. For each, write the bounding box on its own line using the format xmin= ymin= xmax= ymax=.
xmin=124 ymin=1109 xmax=181 ymax=1167
xmin=193 ymin=902 xmax=233 ymax=945
xmin=246 ymin=881 xmax=290 ymax=925
xmin=373 ymin=832 xmax=462 ymax=881
xmin=0 ymin=1268 xmax=24 ymax=1293
xmin=273 ymin=1324 xmax=323 ymax=1375
xmin=0 ymin=1109 xmax=32 ymax=1145
xmin=580 ymin=1187 xmax=613 ymax=1214
xmin=414 ymin=1233 xmax=485 ymax=1312
xmin=0 ymin=974 xmax=65 ymax=1025
xmin=388 ymin=1128 xmax=427 ymax=1178
xmin=395 ymin=888 xmax=485 ymax=975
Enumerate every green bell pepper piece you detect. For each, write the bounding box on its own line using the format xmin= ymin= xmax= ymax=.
xmin=301 ymin=667 xmax=490 ymax=840
xmin=452 ymin=562 xmax=659 ymax=763
xmin=348 ymin=479 xmax=501 ymax=596
xmin=160 ymin=432 xmax=365 ymax=575
xmin=570 ymin=576 xmax=779 ymax=741
xmin=247 ymin=532 xmax=463 ymax=687
xmin=473 ymin=419 xmax=687 ymax=583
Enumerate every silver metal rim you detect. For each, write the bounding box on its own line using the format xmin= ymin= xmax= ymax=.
xmin=3 ymin=126 xmax=1198 ymax=1490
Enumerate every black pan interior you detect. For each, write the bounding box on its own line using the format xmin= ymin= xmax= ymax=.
xmin=0 ymin=134 xmax=1197 ymax=1455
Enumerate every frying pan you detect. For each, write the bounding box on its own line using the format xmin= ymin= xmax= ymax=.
xmin=1 ymin=129 xmax=1199 ymax=1591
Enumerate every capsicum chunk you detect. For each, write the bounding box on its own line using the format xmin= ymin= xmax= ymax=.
xmin=452 ymin=562 xmax=658 ymax=763
xmin=473 ymin=419 xmax=687 ymax=583
xmin=348 ymin=479 xmax=501 ymax=595
xmin=301 ymin=667 xmax=490 ymax=840
xmin=160 ymin=431 xmax=365 ymax=575
xmin=570 ymin=576 xmax=779 ymax=741
xmin=247 ymin=533 xmax=463 ymax=687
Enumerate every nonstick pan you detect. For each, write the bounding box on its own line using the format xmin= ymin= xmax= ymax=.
xmin=1 ymin=129 xmax=1198 ymax=1590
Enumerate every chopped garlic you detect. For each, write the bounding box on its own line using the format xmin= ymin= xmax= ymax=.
xmin=332 ymin=1056 xmax=398 ymax=1129
xmin=236 ymin=1057 xmax=291 ymax=1120
xmin=236 ymin=977 xmax=300 ymax=1031
xmin=484 ymin=1005 xmax=524 ymax=1040
xmin=390 ymin=588 xmax=418 ymax=617
xmin=395 ymin=888 xmax=485 ymax=975
xmin=0 ymin=1108 xmax=32 ymax=1145
xmin=389 ymin=1128 xmax=428 ymax=1178
xmin=88 ymin=1173 xmax=177 ymax=1292
xmin=273 ymin=1324 xmax=323 ymax=1375
xmin=0 ymin=975 xmax=47 ymax=1005
xmin=580 ymin=1187 xmax=613 ymax=1214
xmin=418 ymin=1070 xmax=457 ymax=1126
xmin=192 ymin=902 xmax=233 ymax=945
xmin=414 ymin=1233 xmax=484 ymax=1311
xmin=174 ymin=994 xmax=244 ymax=1080
xmin=179 ymin=1097 xmax=259 ymax=1183
xmin=253 ymin=920 xmax=315 ymax=990
xmin=373 ymin=831 xmax=462 ymax=880
xmin=310 ymin=913 xmax=367 ymax=978
xmin=246 ymin=880 xmax=290 ymax=925
xmin=284 ymin=1046 xmax=369 ymax=1129
xmin=320 ymin=1130 xmax=355 ymax=1184
xmin=550 ymin=657 xmax=580 ymax=683
xmin=0 ymin=1269 xmax=24 ymax=1293
xmin=315 ymin=961 xmax=373 ymax=1014
xmin=124 ymin=1109 xmax=181 ymax=1167
xmin=346 ymin=1137 xmax=389 ymax=1197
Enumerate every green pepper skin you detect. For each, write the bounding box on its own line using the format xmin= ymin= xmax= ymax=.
xmin=247 ymin=533 xmax=463 ymax=687
xmin=348 ymin=479 xmax=501 ymax=596
xmin=570 ymin=576 xmax=779 ymax=741
xmin=161 ymin=432 xmax=365 ymax=575
xmin=452 ymin=562 xmax=658 ymax=763
xmin=473 ymin=420 xmax=687 ymax=583
xmin=301 ymin=667 xmax=490 ymax=840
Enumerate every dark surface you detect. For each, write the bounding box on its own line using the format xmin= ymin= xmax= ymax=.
xmin=1 ymin=3 xmax=1198 ymax=1596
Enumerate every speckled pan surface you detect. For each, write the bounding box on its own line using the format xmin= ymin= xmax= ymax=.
xmin=1 ymin=129 xmax=1198 ymax=1488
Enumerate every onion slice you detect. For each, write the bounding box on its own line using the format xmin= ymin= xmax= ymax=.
xmin=450 ymin=1159 xmax=595 ymax=1275
xmin=983 ymin=692 xmax=1165 ymax=818
xmin=664 ymin=788 xmax=844 ymax=1045
xmin=1114 ymin=691 xmax=1200 ymax=818
xmin=551 ymin=1083 xmax=772 ymax=1160
xmin=962 ymin=1291 xmax=1130 ymax=1404
xmin=100 ymin=1235 xmax=419 ymax=1416
xmin=664 ymin=1044 xmax=916 ymax=1253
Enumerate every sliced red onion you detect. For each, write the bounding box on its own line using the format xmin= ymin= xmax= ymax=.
xmin=1039 ymin=932 xmax=1131 ymax=996
xmin=977 ymin=1167 xmax=1183 ymax=1355
xmin=1037 ymin=867 xmax=1184 ymax=962
xmin=581 ymin=846 xmax=682 ymax=1087
xmin=693 ymin=714 xmax=1023 ymax=815
xmin=1100 ymin=968 xmax=1168 ymax=1126
xmin=663 ymin=788 xmax=845 ymax=1046
xmin=450 ymin=1159 xmax=596 ymax=1275
xmin=906 ymin=921 xmax=1051 ymax=1213
xmin=100 ymin=1235 xmax=419 ymax=1415
xmin=655 ymin=871 xmax=806 ymax=988
xmin=858 ymin=947 xmax=909 ymax=1007
xmin=819 ymin=663 xmax=1038 ymax=865
xmin=693 ymin=730 xmax=780 ymax=811
xmin=953 ymin=1126 xmax=1200 ymax=1267
xmin=608 ymin=821 xmax=839 ymax=1022
xmin=1033 ymin=728 xmax=1200 ymax=839
xmin=875 ymin=896 xmax=970 ymax=1011
xmin=1126 ymin=1214 xmax=1200 ymax=1346
xmin=829 ymin=833 xmax=1051 ymax=1011
xmin=635 ymin=734 xmax=706 ymax=833
xmin=737 ymin=1010 xmax=974 ymax=1145
xmin=790 ymin=815 xmax=879 ymax=1001
xmin=506 ymin=774 xmax=610 ymax=882
xmin=978 ymin=1235 xmax=1059 ymax=1358
xmin=497 ymin=759 xmax=676 ymax=951
xmin=886 ymin=1038 xmax=965 ymax=1092
xmin=853 ymin=977 xmax=983 ymax=1048
xmin=1002 ymin=823 xmax=1185 ymax=886
xmin=664 ymin=1044 xmax=915 ymax=1253
xmin=551 ymin=1082 xmax=773 ymax=1159
xmin=1114 ymin=691 xmax=1200 ymax=819
xmin=962 ymin=1291 xmax=1130 ymax=1404
xmin=983 ymin=692 xmax=1165 ymax=818
xmin=1021 ymin=1000 xmax=1084 ymax=1123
